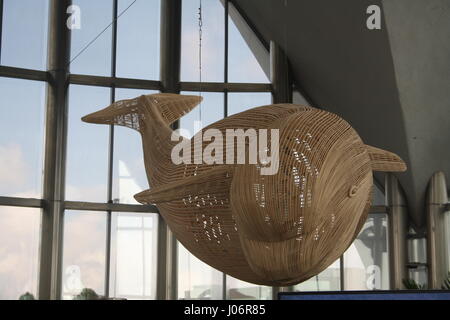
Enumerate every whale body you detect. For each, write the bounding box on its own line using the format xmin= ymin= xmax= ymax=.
xmin=82 ymin=93 xmax=406 ymax=286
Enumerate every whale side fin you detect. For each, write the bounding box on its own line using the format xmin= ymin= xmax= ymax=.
xmin=134 ymin=166 xmax=234 ymax=204
xmin=365 ymin=144 xmax=407 ymax=172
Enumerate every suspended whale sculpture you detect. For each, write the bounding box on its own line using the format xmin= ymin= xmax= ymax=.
xmin=82 ymin=93 xmax=406 ymax=286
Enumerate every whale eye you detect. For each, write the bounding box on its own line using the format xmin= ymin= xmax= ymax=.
xmin=348 ymin=185 xmax=358 ymax=198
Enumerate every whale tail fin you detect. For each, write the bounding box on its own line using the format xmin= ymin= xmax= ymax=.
xmin=149 ymin=93 xmax=202 ymax=126
xmin=365 ymin=144 xmax=407 ymax=172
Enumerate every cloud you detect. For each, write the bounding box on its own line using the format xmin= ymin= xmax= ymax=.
xmin=0 ymin=206 xmax=40 ymax=300
xmin=62 ymin=212 xmax=106 ymax=298
xmin=0 ymin=144 xmax=29 ymax=191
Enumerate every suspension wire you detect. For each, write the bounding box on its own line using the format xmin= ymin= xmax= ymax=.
xmin=68 ymin=0 xmax=138 ymax=67
xmin=198 ymin=0 xmax=203 ymax=123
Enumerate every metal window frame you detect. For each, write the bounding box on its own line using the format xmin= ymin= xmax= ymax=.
xmin=0 ymin=0 xmax=394 ymax=301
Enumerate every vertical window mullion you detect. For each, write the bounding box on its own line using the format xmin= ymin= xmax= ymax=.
xmin=0 ymin=0 xmax=3 ymax=63
xmin=222 ymin=0 xmax=229 ymax=300
xmin=105 ymin=0 xmax=119 ymax=299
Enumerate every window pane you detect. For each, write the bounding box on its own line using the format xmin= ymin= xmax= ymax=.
xmin=181 ymin=0 xmax=224 ymax=82
xmin=0 ymin=206 xmax=40 ymax=300
xmin=228 ymin=92 xmax=271 ymax=116
xmin=293 ymin=259 xmax=341 ymax=291
xmin=228 ymin=13 xmax=269 ymax=83
xmin=1 ymin=0 xmax=49 ymax=70
xmin=109 ymin=213 xmax=158 ymax=299
xmin=372 ymin=182 xmax=385 ymax=205
xmin=112 ymin=89 xmax=155 ymax=204
xmin=70 ymin=0 xmax=113 ymax=76
xmin=0 ymin=78 xmax=45 ymax=198
xmin=180 ymin=92 xmax=224 ymax=138
xmin=177 ymin=243 xmax=223 ymax=300
xmin=62 ymin=210 xmax=107 ymax=299
xmin=344 ymin=214 xmax=390 ymax=290
xmin=226 ymin=276 xmax=271 ymax=300
xmin=116 ymin=0 xmax=160 ymax=80
xmin=66 ymin=85 xmax=110 ymax=202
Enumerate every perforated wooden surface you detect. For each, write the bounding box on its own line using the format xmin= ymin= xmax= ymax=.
xmin=82 ymin=93 xmax=406 ymax=286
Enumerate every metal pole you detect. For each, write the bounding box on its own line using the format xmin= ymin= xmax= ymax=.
xmin=39 ymin=0 xmax=71 ymax=300
xmin=0 ymin=0 xmax=3 ymax=63
xmin=426 ymin=171 xmax=448 ymax=288
xmin=269 ymin=40 xmax=291 ymax=299
xmin=385 ymin=173 xmax=408 ymax=289
xmin=104 ymin=0 xmax=119 ymax=298
xmin=222 ymin=0 xmax=229 ymax=300
xmin=157 ymin=0 xmax=182 ymax=300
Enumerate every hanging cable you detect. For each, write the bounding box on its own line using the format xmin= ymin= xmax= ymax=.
xmin=68 ymin=0 xmax=138 ymax=67
xmin=198 ymin=0 xmax=203 ymax=123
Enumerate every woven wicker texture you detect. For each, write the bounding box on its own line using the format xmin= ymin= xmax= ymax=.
xmin=82 ymin=93 xmax=406 ymax=286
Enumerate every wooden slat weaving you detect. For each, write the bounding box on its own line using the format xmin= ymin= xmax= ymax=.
xmin=82 ymin=93 xmax=406 ymax=286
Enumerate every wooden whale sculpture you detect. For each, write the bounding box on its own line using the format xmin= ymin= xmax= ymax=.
xmin=82 ymin=93 xmax=406 ymax=286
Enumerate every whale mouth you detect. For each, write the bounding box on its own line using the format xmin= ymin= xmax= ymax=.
xmin=81 ymin=97 xmax=142 ymax=130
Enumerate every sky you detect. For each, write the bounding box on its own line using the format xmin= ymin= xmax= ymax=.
xmin=0 ymin=0 xmax=386 ymax=299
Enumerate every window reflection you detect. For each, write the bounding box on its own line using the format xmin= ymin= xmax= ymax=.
xmin=116 ymin=0 xmax=160 ymax=80
xmin=0 ymin=206 xmax=40 ymax=300
xmin=228 ymin=12 xmax=269 ymax=83
xmin=112 ymin=89 xmax=155 ymax=204
xmin=177 ymin=243 xmax=223 ymax=300
xmin=66 ymin=85 xmax=110 ymax=202
xmin=228 ymin=92 xmax=272 ymax=116
xmin=181 ymin=0 xmax=224 ymax=82
xmin=70 ymin=0 xmax=113 ymax=76
xmin=1 ymin=0 xmax=49 ymax=70
xmin=372 ymin=183 xmax=385 ymax=205
xmin=62 ymin=211 xmax=107 ymax=299
xmin=226 ymin=276 xmax=271 ymax=300
xmin=344 ymin=214 xmax=389 ymax=290
xmin=109 ymin=212 xmax=158 ymax=299
xmin=293 ymin=259 xmax=341 ymax=291
xmin=0 ymin=78 xmax=45 ymax=198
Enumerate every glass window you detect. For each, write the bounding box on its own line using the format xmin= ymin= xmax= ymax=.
xmin=0 ymin=206 xmax=40 ymax=300
xmin=112 ymin=89 xmax=156 ymax=204
xmin=109 ymin=212 xmax=158 ymax=299
xmin=1 ymin=0 xmax=49 ymax=70
xmin=0 ymin=78 xmax=45 ymax=198
xmin=228 ymin=13 xmax=269 ymax=83
xmin=226 ymin=276 xmax=271 ymax=300
xmin=66 ymin=85 xmax=110 ymax=202
xmin=181 ymin=0 xmax=224 ymax=82
xmin=70 ymin=0 xmax=113 ymax=76
xmin=179 ymin=92 xmax=224 ymax=138
xmin=293 ymin=259 xmax=341 ymax=291
xmin=228 ymin=92 xmax=272 ymax=116
xmin=116 ymin=0 xmax=160 ymax=80
xmin=62 ymin=210 xmax=107 ymax=299
xmin=344 ymin=214 xmax=390 ymax=290
xmin=177 ymin=243 xmax=223 ymax=300
xmin=372 ymin=182 xmax=385 ymax=205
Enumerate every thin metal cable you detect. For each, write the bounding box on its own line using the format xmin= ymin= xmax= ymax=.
xmin=198 ymin=0 xmax=203 ymax=123
xmin=68 ymin=0 xmax=138 ymax=67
